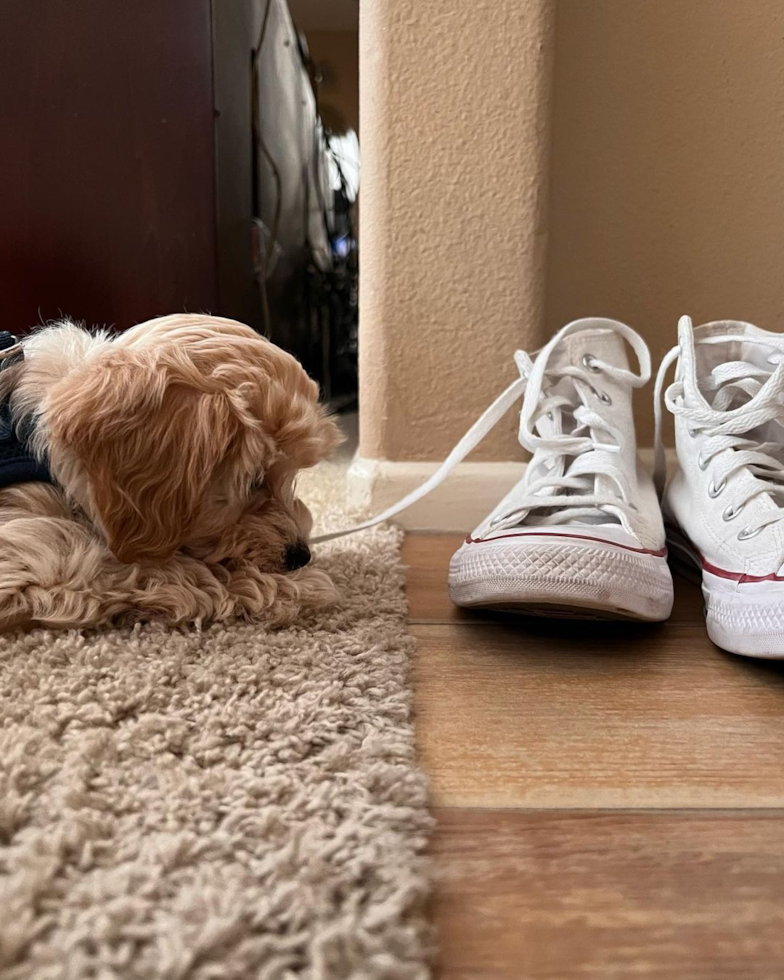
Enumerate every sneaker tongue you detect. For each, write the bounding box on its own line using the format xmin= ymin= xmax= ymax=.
xmin=706 ymin=358 xmax=784 ymax=444
xmin=546 ymin=322 xmax=632 ymax=373
xmin=528 ymin=325 xmax=632 ymax=528
xmin=538 ymin=325 xmax=629 ymax=438
xmin=694 ymin=321 xmax=784 ymax=381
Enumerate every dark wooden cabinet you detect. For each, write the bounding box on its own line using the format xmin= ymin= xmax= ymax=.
xmin=1 ymin=0 xmax=262 ymax=334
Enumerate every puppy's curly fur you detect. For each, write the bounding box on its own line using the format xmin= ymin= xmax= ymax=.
xmin=0 ymin=314 xmax=342 ymax=630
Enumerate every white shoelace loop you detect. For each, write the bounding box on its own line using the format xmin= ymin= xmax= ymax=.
xmin=654 ymin=327 xmax=784 ymax=540
xmin=489 ymin=323 xmax=650 ymax=531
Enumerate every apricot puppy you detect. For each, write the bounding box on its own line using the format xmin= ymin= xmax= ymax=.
xmin=0 ymin=314 xmax=342 ymax=629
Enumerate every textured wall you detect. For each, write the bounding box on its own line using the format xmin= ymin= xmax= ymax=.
xmin=548 ymin=0 xmax=784 ymax=445
xmin=359 ymin=0 xmax=555 ymax=462
xmin=359 ymin=0 xmax=781 ymax=460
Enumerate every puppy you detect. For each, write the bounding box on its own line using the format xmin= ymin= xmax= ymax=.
xmin=0 ymin=314 xmax=342 ymax=630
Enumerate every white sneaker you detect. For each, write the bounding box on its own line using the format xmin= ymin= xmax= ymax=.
xmin=315 ymin=318 xmax=672 ymax=622
xmin=448 ymin=319 xmax=673 ymax=621
xmin=655 ymin=316 xmax=784 ymax=658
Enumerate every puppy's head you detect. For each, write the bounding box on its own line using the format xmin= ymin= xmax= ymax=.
xmin=19 ymin=315 xmax=342 ymax=568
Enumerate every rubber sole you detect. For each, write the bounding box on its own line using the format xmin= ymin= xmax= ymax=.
xmin=449 ymin=537 xmax=674 ymax=623
xmin=667 ymin=528 xmax=784 ymax=659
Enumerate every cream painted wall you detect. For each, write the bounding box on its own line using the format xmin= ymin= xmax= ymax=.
xmin=359 ymin=0 xmax=555 ymax=462
xmin=548 ymin=0 xmax=784 ymax=445
xmin=359 ymin=0 xmax=784 ymax=468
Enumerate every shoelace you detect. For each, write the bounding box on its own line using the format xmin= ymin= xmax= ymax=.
xmin=654 ymin=326 xmax=784 ymax=540
xmin=314 ymin=319 xmax=651 ymax=544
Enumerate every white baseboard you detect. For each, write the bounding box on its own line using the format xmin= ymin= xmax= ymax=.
xmin=346 ymin=456 xmax=524 ymax=532
xmin=345 ymin=448 xmax=675 ymax=533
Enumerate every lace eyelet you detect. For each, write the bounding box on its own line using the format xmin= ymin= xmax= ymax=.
xmin=688 ymin=427 xmax=699 ymax=438
xmin=546 ymin=411 xmax=554 ymax=421
xmin=582 ymin=353 xmax=601 ymax=374
xmin=708 ymin=478 xmax=726 ymax=498
xmin=722 ymin=503 xmax=744 ymax=521
xmin=590 ymin=386 xmax=612 ymax=405
xmin=738 ymin=526 xmax=763 ymax=541
xmin=698 ymin=452 xmax=709 ymax=471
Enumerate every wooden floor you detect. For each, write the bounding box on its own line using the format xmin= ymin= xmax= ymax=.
xmin=403 ymin=534 xmax=784 ymax=980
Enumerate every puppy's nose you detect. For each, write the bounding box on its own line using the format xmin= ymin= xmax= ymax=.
xmin=284 ymin=542 xmax=311 ymax=571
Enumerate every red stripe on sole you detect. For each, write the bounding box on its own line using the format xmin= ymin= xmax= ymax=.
xmin=466 ymin=529 xmax=667 ymax=558
xmin=666 ymin=523 xmax=784 ymax=583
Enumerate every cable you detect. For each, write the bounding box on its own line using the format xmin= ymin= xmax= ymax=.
xmin=251 ymin=0 xmax=281 ymax=336
xmin=251 ymin=0 xmax=358 ymax=401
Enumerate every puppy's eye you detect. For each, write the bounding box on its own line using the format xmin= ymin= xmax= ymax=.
xmin=250 ymin=475 xmax=265 ymax=492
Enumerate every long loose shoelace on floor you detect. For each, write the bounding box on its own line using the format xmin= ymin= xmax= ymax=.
xmin=314 ymin=319 xmax=651 ymax=544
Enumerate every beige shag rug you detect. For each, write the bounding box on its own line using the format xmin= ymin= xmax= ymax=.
xmin=0 ymin=464 xmax=432 ymax=980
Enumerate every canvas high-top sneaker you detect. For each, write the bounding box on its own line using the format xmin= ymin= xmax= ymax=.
xmin=315 ymin=318 xmax=672 ymax=623
xmin=446 ymin=319 xmax=673 ymax=620
xmin=655 ymin=316 xmax=784 ymax=657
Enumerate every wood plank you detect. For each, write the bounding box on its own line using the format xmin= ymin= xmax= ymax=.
xmin=403 ymin=533 xmax=704 ymax=626
xmin=431 ymin=808 xmax=784 ymax=980
xmin=413 ymin=623 xmax=784 ymax=808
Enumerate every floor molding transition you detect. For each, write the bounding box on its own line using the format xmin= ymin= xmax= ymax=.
xmin=346 ymin=448 xmax=674 ymax=532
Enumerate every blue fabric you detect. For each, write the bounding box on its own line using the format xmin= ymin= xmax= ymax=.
xmin=0 ymin=331 xmax=52 ymax=488
xmin=0 ymin=401 xmax=51 ymax=487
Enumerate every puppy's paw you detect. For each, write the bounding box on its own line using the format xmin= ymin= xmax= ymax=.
xmin=290 ymin=565 xmax=340 ymax=612
xmin=222 ymin=561 xmax=337 ymax=628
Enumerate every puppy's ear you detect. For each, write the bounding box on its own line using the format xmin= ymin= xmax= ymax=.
xmin=49 ymin=352 xmax=239 ymax=563
xmin=260 ymin=367 xmax=345 ymax=470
